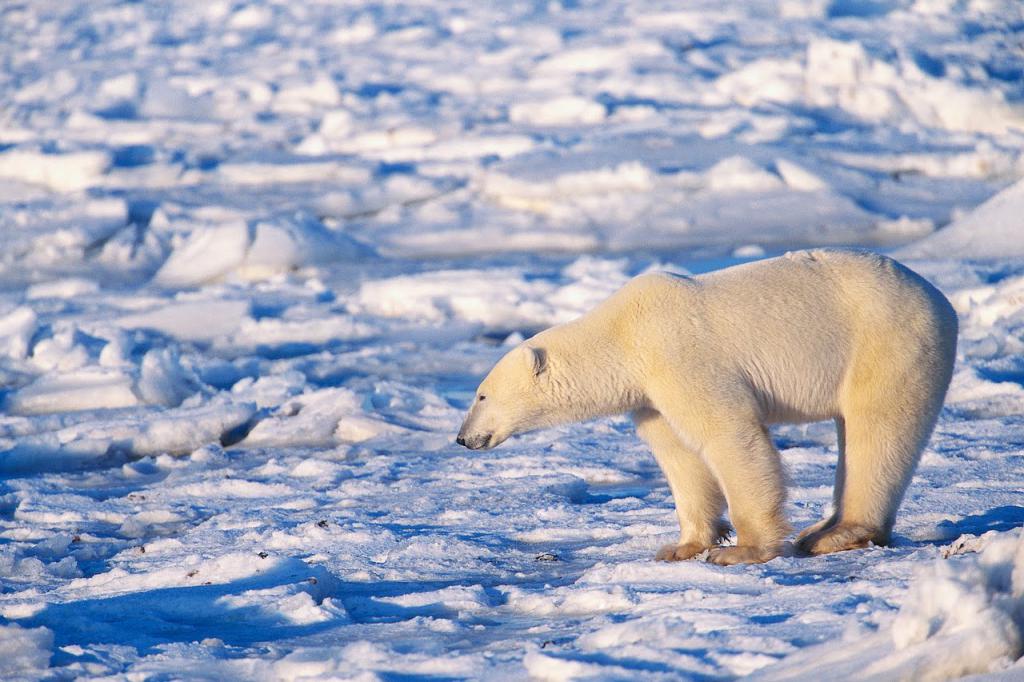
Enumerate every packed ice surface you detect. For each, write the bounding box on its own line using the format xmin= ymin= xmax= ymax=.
xmin=0 ymin=0 xmax=1023 ymax=679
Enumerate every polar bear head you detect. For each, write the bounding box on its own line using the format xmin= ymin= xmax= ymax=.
xmin=456 ymin=344 xmax=549 ymax=450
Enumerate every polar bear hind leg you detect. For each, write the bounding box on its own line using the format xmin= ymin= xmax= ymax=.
xmin=794 ymin=416 xmax=845 ymax=547
xmin=634 ymin=408 xmax=729 ymax=561
xmin=797 ymin=336 xmax=952 ymax=555
xmin=798 ymin=396 xmax=944 ymax=554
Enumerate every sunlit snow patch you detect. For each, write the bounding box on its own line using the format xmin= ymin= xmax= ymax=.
xmin=153 ymin=217 xmax=372 ymax=287
xmin=899 ymin=177 xmax=1024 ymax=260
xmin=753 ymin=529 xmax=1024 ymax=681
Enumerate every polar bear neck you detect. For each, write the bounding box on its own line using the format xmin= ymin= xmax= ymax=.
xmin=533 ymin=303 xmax=647 ymax=423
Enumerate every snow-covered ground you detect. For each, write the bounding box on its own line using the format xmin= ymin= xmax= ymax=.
xmin=1 ymin=0 xmax=1023 ymax=679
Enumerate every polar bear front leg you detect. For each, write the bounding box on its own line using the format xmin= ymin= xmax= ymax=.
xmin=634 ymin=409 xmax=729 ymax=561
xmin=695 ymin=421 xmax=791 ymax=566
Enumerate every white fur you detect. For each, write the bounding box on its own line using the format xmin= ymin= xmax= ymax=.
xmin=457 ymin=249 xmax=958 ymax=565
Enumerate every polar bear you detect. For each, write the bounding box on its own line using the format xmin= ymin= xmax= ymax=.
xmin=456 ymin=250 xmax=957 ymax=565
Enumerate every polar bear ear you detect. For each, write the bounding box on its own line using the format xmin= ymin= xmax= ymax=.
xmin=525 ymin=346 xmax=547 ymax=377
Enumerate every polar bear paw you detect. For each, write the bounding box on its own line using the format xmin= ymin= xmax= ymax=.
xmin=655 ymin=542 xmax=710 ymax=562
xmin=796 ymin=523 xmax=883 ymax=555
xmin=706 ymin=543 xmax=789 ymax=565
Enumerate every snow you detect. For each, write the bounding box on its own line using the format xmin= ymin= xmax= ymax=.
xmin=752 ymin=530 xmax=1024 ymax=681
xmin=898 ymin=177 xmax=1024 ymax=259
xmin=509 ymin=96 xmax=608 ymax=127
xmin=0 ymin=623 xmax=54 ymax=678
xmin=0 ymin=0 xmax=1023 ymax=678
xmin=117 ymin=300 xmax=251 ymax=342
xmin=0 ymin=149 xmax=111 ymax=192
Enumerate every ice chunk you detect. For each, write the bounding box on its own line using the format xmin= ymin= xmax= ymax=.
xmin=334 ymin=415 xmax=402 ymax=444
xmin=153 ymin=222 xmax=250 ymax=287
xmin=774 ymin=159 xmax=828 ymax=191
xmin=109 ymin=400 xmax=257 ymax=457
xmin=237 ymin=218 xmax=372 ymax=280
xmin=0 ymin=623 xmax=53 ymax=677
xmin=29 ymin=325 xmax=89 ymax=372
xmin=0 ymin=198 xmax=128 ymax=276
xmin=0 ymin=307 xmax=38 ymax=360
xmin=717 ymin=38 xmax=1024 ymax=134
xmin=374 ymin=585 xmax=489 ymax=619
xmin=227 ymin=4 xmax=273 ymax=30
xmin=242 ymin=387 xmax=365 ymax=448
xmin=26 ymin=278 xmax=99 ymax=300
xmin=318 ymin=109 xmax=354 ymax=139
xmin=502 ymin=584 xmax=636 ymax=616
xmin=63 ymin=551 xmax=289 ymax=600
xmin=5 ymin=368 xmax=139 ymax=414
xmin=509 ymin=96 xmax=606 ymax=126
xmin=135 ymin=348 xmax=201 ymax=407
xmin=9 ymin=342 xmax=198 ymax=415
xmin=0 ymin=149 xmax=110 ymax=192
xmin=272 ymin=75 xmax=341 ymax=115
xmin=884 ymin=530 xmax=1024 ymax=679
xmin=140 ymin=80 xmax=215 ymax=119
xmin=704 ymin=156 xmax=785 ymax=193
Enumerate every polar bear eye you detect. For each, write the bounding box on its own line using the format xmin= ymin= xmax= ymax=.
xmin=478 ymin=395 xmax=486 ymax=402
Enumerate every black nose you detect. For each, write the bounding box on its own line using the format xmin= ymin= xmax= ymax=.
xmin=456 ymin=436 xmax=466 ymax=446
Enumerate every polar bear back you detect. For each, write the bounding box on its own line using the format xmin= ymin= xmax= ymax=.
xmin=605 ymin=249 xmax=957 ymax=425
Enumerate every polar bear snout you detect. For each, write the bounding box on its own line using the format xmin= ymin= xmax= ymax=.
xmin=456 ymin=399 xmax=502 ymax=449
xmin=456 ymin=430 xmax=492 ymax=450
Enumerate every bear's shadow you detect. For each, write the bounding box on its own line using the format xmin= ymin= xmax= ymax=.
xmin=906 ymin=504 xmax=1024 ymax=546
